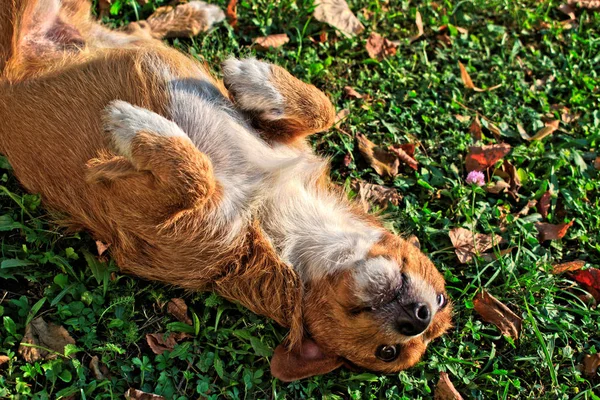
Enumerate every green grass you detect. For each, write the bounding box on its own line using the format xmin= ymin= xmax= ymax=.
xmin=1 ymin=0 xmax=599 ymax=398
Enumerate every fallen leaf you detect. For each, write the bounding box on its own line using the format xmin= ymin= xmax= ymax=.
xmin=449 ymin=228 xmax=503 ymax=264
xmin=595 ymin=156 xmax=600 ymax=170
xmin=144 ymin=2 xmax=225 ymax=39
xmin=481 ymin=247 xmax=516 ymax=262
xmin=485 ymin=179 xmax=510 ymax=194
xmin=516 ymin=123 xmax=531 ymax=141
xmin=355 ymin=182 xmax=402 ymax=212
xmin=335 ymin=109 xmax=350 ymax=124
xmin=409 ymin=11 xmax=424 ymax=43
xmin=473 ymin=290 xmax=522 ymax=340
xmin=469 ymin=116 xmax=482 ymax=141
xmin=225 ymin=0 xmax=238 ymax=28
xmin=356 ymin=133 xmax=399 ymax=177
xmin=455 ymin=114 xmax=471 ymax=123
xmin=551 ymin=104 xmax=580 ymax=124
xmin=529 ymin=120 xmax=559 ymax=141
xmin=537 ymin=191 xmax=552 ymax=218
xmin=366 ymin=32 xmax=398 ymax=60
xmin=458 ymin=62 xmax=477 ymax=90
xmin=581 ymin=353 xmax=600 ymax=377
xmin=253 ymin=33 xmax=290 ymax=50
xmin=146 ymin=332 xmax=190 ymax=355
xmin=125 ymin=388 xmax=166 ymax=400
xmin=558 ymin=3 xmax=576 ymax=19
xmin=0 ymin=355 xmax=9 ymax=367
xmin=167 ymin=298 xmax=192 ymax=325
xmin=493 ymin=160 xmax=521 ymax=198
xmin=89 ymin=356 xmax=105 ymax=380
xmin=343 ymin=86 xmax=364 ymax=99
xmin=389 ymin=144 xmax=418 ymax=170
xmin=516 ymin=200 xmax=537 ymax=217
xmin=568 ymin=0 xmax=600 ymax=8
xmin=571 ymin=268 xmax=600 ymax=302
xmin=18 ymin=317 xmax=76 ymax=363
xmin=342 ymin=153 xmax=352 ymax=167
xmin=313 ymin=0 xmax=365 ymax=37
xmin=552 ymin=260 xmax=585 ymax=274
xmin=465 ymin=144 xmax=511 ymax=172
xmin=535 ymin=220 xmax=574 ymax=242
xmin=434 ymin=372 xmax=463 ymax=400
xmin=95 ymin=240 xmax=110 ymax=256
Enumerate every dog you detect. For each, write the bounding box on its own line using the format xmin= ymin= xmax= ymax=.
xmin=0 ymin=0 xmax=452 ymax=381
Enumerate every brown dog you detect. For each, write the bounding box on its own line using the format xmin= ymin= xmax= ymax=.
xmin=0 ymin=0 xmax=452 ymax=381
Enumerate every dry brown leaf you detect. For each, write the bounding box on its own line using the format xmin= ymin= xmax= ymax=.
xmin=529 ymin=120 xmax=559 ymax=141
xmin=516 ymin=123 xmax=531 ymax=141
xmin=313 ymin=0 xmax=365 ymax=37
xmin=144 ymin=2 xmax=225 ymax=39
xmin=95 ymin=240 xmax=110 ymax=256
xmin=0 ymin=355 xmax=9 ymax=367
xmin=494 ymin=160 xmax=521 ymax=198
xmin=568 ymin=0 xmax=600 ymax=8
xmin=465 ymin=144 xmax=511 ymax=172
xmin=558 ymin=3 xmax=577 ymax=19
xmin=581 ymin=353 xmax=600 ymax=377
xmin=595 ymin=156 xmax=600 ymax=170
xmin=18 ymin=317 xmax=76 ymax=363
xmin=253 ymin=33 xmax=290 ymax=50
xmin=516 ymin=200 xmax=537 ymax=217
xmin=485 ymin=179 xmax=510 ymax=194
xmin=409 ymin=11 xmax=424 ymax=43
xmin=125 ymin=388 xmax=166 ymax=400
xmin=458 ymin=62 xmax=500 ymax=92
xmin=389 ymin=144 xmax=418 ymax=170
xmin=481 ymin=247 xmax=516 ymax=262
xmin=356 ymin=133 xmax=399 ymax=177
xmin=356 ymin=182 xmax=402 ymax=212
xmin=89 ymin=356 xmax=105 ymax=380
xmin=167 ymin=298 xmax=192 ymax=325
xmin=225 ymin=0 xmax=238 ymax=28
xmin=535 ymin=220 xmax=574 ymax=242
xmin=343 ymin=86 xmax=364 ymax=99
xmin=474 ymin=290 xmax=522 ymax=340
xmin=552 ymin=260 xmax=585 ymax=274
xmin=455 ymin=114 xmax=471 ymax=123
xmin=537 ymin=190 xmax=552 ymax=218
xmin=434 ymin=372 xmax=463 ymax=400
xmin=146 ymin=332 xmax=190 ymax=355
xmin=335 ymin=109 xmax=350 ymax=125
xmin=469 ymin=116 xmax=482 ymax=141
xmin=366 ymin=32 xmax=398 ymax=60
xmin=449 ymin=228 xmax=503 ymax=264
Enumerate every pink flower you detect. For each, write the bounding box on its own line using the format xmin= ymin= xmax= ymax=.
xmin=466 ymin=171 xmax=485 ymax=186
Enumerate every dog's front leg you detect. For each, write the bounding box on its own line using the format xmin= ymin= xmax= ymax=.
xmin=87 ymin=101 xmax=217 ymax=215
xmin=223 ymin=58 xmax=336 ymax=144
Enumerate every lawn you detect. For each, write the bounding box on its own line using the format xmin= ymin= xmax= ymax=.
xmin=1 ymin=0 xmax=599 ymax=398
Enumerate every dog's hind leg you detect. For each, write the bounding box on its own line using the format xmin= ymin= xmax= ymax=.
xmin=223 ymin=58 xmax=336 ymax=144
xmin=87 ymin=101 xmax=217 ymax=215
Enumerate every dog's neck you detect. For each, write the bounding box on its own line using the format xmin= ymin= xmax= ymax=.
xmin=261 ymin=162 xmax=382 ymax=282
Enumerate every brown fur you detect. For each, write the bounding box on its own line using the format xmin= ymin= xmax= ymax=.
xmin=0 ymin=0 xmax=451 ymax=380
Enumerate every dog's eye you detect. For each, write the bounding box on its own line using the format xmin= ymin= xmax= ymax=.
xmin=437 ymin=293 xmax=447 ymax=308
xmin=375 ymin=345 xmax=399 ymax=362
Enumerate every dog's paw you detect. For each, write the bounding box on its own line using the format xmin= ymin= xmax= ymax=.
xmin=222 ymin=58 xmax=285 ymax=120
xmin=103 ymin=100 xmax=187 ymax=158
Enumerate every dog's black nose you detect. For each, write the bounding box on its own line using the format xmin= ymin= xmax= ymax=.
xmin=397 ymin=303 xmax=431 ymax=336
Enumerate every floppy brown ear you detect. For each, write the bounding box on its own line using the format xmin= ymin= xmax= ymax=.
xmin=271 ymin=338 xmax=343 ymax=382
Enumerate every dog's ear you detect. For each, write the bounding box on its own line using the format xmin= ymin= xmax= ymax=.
xmin=1 ymin=0 xmax=86 ymax=76
xmin=270 ymin=338 xmax=343 ymax=382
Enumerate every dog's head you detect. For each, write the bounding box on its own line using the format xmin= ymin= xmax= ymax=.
xmin=271 ymin=232 xmax=452 ymax=381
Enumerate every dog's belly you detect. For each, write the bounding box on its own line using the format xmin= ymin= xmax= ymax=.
xmin=166 ymin=78 xmax=291 ymax=238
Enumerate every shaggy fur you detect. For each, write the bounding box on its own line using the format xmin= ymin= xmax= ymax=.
xmin=0 ymin=0 xmax=452 ymax=381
